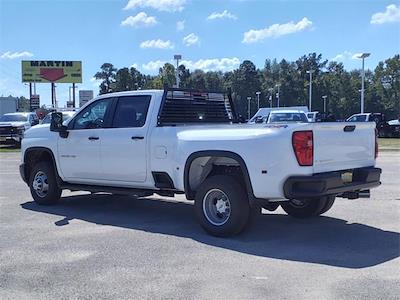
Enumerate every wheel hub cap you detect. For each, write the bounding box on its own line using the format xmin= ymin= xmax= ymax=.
xmin=202 ymin=189 xmax=231 ymax=226
xmin=33 ymin=171 xmax=49 ymax=198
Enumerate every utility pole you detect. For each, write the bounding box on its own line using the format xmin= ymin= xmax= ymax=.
xmin=174 ymin=54 xmax=182 ymax=88
xmin=256 ymin=91 xmax=261 ymax=109
xmin=306 ymin=69 xmax=315 ymax=111
xmin=247 ymin=97 xmax=252 ymax=120
xmin=358 ymin=53 xmax=370 ymax=113
xmin=322 ymin=95 xmax=327 ymax=113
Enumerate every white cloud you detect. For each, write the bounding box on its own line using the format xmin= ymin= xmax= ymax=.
xmin=140 ymin=39 xmax=174 ymax=49
xmin=124 ymin=0 xmax=186 ymax=12
xmin=242 ymin=17 xmax=313 ymax=43
xmin=182 ymin=57 xmax=240 ymax=72
xmin=121 ymin=12 xmax=157 ymax=28
xmin=1 ymin=51 xmax=33 ymax=59
xmin=142 ymin=60 xmax=166 ymax=72
xmin=371 ymin=4 xmax=400 ymax=24
xmin=331 ymin=51 xmax=367 ymax=61
xmin=183 ymin=33 xmax=200 ymax=46
xmin=207 ymin=10 xmax=237 ymax=21
xmin=141 ymin=57 xmax=240 ymax=73
xmin=176 ymin=20 xmax=185 ymax=31
xmin=90 ymin=77 xmax=102 ymax=88
xmin=130 ymin=63 xmax=139 ymax=69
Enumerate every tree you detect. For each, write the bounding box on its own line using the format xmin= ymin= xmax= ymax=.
xmin=231 ymin=60 xmax=261 ymax=117
xmin=115 ymin=67 xmax=132 ymax=92
xmin=160 ymin=63 xmax=176 ymax=88
xmin=94 ymin=63 xmax=117 ymax=94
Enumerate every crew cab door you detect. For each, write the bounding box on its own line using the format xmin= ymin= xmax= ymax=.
xmin=100 ymin=95 xmax=152 ymax=183
xmin=58 ymin=98 xmax=114 ymax=181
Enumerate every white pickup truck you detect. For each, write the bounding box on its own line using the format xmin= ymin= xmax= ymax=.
xmin=20 ymin=89 xmax=381 ymax=236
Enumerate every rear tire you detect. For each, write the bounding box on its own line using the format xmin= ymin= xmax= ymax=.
xmin=29 ymin=162 xmax=61 ymax=205
xmin=319 ymin=196 xmax=335 ymax=215
xmin=194 ymin=175 xmax=250 ymax=237
xmin=281 ymin=197 xmax=329 ymax=218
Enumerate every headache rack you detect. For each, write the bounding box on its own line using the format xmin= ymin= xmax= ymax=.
xmin=157 ymin=88 xmax=237 ymax=126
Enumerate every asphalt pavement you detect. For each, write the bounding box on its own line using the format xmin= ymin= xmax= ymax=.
xmin=0 ymin=151 xmax=399 ymax=299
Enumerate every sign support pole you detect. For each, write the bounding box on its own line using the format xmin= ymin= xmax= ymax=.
xmin=51 ymin=83 xmax=55 ymax=108
xmin=29 ymin=83 xmax=33 ymax=111
xmin=72 ymin=83 xmax=76 ymax=108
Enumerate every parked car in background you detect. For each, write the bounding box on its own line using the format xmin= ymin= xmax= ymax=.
xmin=267 ymin=110 xmax=309 ymax=123
xmin=41 ymin=110 xmax=76 ymax=125
xmin=347 ymin=113 xmax=400 ymax=138
xmin=0 ymin=112 xmax=39 ymax=146
xmin=249 ymin=106 xmax=308 ymax=124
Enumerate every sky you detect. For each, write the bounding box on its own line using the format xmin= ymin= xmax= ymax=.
xmin=0 ymin=0 xmax=399 ymax=107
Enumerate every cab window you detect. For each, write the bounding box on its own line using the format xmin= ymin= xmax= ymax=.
xmin=112 ymin=96 xmax=151 ymax=128
xmin=72 ymin=98 xmax=113 ymax=129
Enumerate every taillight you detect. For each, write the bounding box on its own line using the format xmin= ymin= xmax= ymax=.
xmin=292 ymin=131 xmax=313 ymax=166
xmin=375 ymin=129 xmax=379 ymax=159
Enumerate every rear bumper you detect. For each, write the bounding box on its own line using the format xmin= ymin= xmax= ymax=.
xmin=283 ymin=167 xmax=381 ymax=199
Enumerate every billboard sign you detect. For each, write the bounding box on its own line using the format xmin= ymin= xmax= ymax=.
xmin=79 ymin=90 xmax=94 ymax=107
xmin=22 ymin=60 xmax=82 ymax=83
xmin=30 ymin=94 xmax=40 ymax=110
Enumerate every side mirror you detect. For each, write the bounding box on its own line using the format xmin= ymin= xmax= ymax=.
xmin=50 ymin=112 xmax=68 ymax=137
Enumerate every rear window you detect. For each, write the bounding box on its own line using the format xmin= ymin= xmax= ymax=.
xmin=348 ymin=115 xmax=367 ymax=122
xmin=112 ymin=96 xmax=151 ymax=128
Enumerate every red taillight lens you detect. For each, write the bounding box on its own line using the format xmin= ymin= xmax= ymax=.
xmin=292 ymin=131 xmax=313 ymax=166
xmin=375 ymin=129 xmax=379 ymax=159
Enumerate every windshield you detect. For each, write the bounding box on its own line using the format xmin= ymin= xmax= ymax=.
xmin=0 ymin=114 xmax=27 ymax=122
xmin=268 ymin=112 xmax=308 ymax=123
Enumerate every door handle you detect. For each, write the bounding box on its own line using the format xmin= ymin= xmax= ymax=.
xmin=88 ymin=136 xmax=99 ymax=140
xmin=131 ymin=136 xmax=144 ymax=140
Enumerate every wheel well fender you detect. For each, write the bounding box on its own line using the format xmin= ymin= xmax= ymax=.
xmin=183 ymin=150 xmax=254 ymax=200
xmin=24 ymin=147 xmax=61 ymax=186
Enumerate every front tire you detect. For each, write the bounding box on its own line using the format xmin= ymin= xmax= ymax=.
xmin=281 ymin=197 xmax=330 ymax=218
xmin=29 ymin=162 xmax=61 ymax=205
xmin=194 ymin=175 xmax=250 ymax=237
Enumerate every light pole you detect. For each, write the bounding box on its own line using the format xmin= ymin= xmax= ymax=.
xmin=357 ymin=53 xmax=370 ymax=113
xmin=174 ymin=54 xmax=182 ymax=88
xmin=306 ymin=69 xmax=315 ymax=111
xmin=322 ymin=95 xmax=327 ymax=113
xmin=255 ymin=91 xmax=261 ymax=109
xmin=268 ymin=88 xmax=274 ymax=108
xmin=247 ymin=97 xmax=252 ymax=120
xmin=275 ymin=84 xmax=280 ymax=107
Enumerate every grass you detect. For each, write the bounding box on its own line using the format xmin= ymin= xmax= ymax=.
xmin=0 ymin=145 xmax=21 ymax=152
xmin=378 ymin=138 xmax=400 ymax=151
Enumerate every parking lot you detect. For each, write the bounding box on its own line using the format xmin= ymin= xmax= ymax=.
xmin=0 ymin=151 xmax=399 ymax=299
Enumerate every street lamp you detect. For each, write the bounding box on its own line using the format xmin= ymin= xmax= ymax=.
xmin=306 ymin=69 xmax=315 ymax=111
xmin=247 ymin=97 xmax=252 ymax=120
xmin=322 ymin=95 xmax=327 ymax=113
xmin=275 ymin=84 xmax=281 ymax=107
xmin=174 ymin=54 xmax=182 ymax=88
xmin=255 ymin=91 xmax=261 ymax=109
xmin=357 ymin=53 xmax=370 ymax=113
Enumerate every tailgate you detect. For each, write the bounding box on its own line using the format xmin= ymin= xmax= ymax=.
xmin=312 ymin=122 xmax=376 ymax=173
